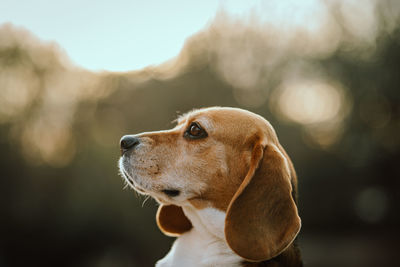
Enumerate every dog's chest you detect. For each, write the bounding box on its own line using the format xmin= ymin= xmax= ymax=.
xmin=156 ymin=207 xmax=242 ymax=267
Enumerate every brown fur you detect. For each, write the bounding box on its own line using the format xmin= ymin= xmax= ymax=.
xmin=225 ymin=143 xmax=301 ymax=263
xmin=156 ymin=205 xmax=192 ymax=236
xmin=121 ymin=107 xmax=302 ymax=266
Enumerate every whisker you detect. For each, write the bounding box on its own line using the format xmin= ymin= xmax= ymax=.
xmin=123 ymin=182 xmax=129 ymax=190
xmin=141 ymin=195 xmax=151 ymax=207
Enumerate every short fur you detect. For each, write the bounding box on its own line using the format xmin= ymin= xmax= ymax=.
xmin=119 ymin=107 xmax=302 ymax=267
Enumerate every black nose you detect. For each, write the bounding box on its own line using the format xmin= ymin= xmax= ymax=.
xmin=120 ymin=135 xmax=140 ymax=153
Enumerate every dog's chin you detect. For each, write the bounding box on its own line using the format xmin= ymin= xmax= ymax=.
xmin=120 ymin=169 xmax=176 ymax=203
xmin=130 ymin=182 xmax=148 ymax=195
xmin=119 ymin=169 xmax=147 ymax=195
xmin=119 ymin=161 xmax=185 ymax=204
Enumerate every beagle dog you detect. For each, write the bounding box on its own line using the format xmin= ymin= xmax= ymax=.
xmin=119 ymin=107 xmax=302 ymax=267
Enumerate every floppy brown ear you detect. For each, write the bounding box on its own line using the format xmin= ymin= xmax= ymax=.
xmin=156 ymin=204 xmax=192 ymax=237
xmin=225 ymin=143 xmax=301 ymax=262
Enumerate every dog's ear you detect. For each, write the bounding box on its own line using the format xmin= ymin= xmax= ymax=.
xmin=225 ymin=142 xmax=301 ymax=262
xmin=156 ymin=204 xmax=192 ymax=236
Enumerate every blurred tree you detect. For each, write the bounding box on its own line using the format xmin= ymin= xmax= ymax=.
xmin=1 ymin=2 xmax=400 ymax=266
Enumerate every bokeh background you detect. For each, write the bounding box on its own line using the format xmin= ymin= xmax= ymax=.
xmin=1 ymin=0 xmax=400 ymax=266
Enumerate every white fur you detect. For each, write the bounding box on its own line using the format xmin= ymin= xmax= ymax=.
xmin=156 ymin=206 xmax=242 ymax=267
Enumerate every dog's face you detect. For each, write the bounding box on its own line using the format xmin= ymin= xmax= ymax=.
xmin=119 ymin=107 xmax=300 ymax=262
xmin=119 ymin=107 xmax=274 ymax=209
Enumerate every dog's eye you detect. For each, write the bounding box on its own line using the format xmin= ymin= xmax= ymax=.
xmin=184 ymin=122 xmax=208 ymax=139
xmin=189 ymin=123 xmax=202 ymax=136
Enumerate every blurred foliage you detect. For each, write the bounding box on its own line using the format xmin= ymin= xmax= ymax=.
xmin=1 ymin=1 xmax=400 ymax=266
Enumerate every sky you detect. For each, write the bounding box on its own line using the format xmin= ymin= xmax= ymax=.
xmin=1 ymin=0 xmax=259 ymax=71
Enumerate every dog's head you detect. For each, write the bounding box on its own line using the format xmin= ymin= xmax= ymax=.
xmin=119 ymin=107 xmax=301 ymax=262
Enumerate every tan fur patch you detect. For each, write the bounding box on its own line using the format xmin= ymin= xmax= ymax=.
xmin=120 ymin=107 xmax=301 ymax=264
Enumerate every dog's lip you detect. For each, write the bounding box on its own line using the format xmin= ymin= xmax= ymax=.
xmin=120 ymin=164 xmax=181 ymax=198
xmin=161 ymin=189 xmax=181 ymax=197
xmin=121 ymin=168 xmax=147 ymax=193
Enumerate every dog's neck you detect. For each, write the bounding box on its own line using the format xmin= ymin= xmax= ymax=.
xmin=156 ymin=205 xmax=243 ymax=267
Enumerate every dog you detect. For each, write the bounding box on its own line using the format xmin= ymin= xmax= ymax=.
xmin=119 ymin=107 xmax=302 ymax=267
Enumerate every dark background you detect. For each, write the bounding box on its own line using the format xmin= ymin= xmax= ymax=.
xmin=1 ymin=2 xmax=400 ymax=267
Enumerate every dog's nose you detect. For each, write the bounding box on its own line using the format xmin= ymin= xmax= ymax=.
xmin=120 ymin=135 xmax=140 ymax=153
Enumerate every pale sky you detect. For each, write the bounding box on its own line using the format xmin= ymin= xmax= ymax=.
xmin=1 ymin=0 xmax=259 ymax=71
xmin=0 ymin=0 xmax=329 ymax=72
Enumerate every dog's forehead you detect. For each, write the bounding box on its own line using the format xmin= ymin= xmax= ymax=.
xmin=173 ymin=107 xmax=278 ymax=147
xmin=180 ymin=107 xmax=268 ymax=133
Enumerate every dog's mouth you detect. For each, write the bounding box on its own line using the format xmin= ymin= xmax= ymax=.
xmin=121 ymin=166 xmax=181 ymax=198
xmin=119 ymin=159 xmax=183 ymax=202
xmin=161 ymin=189 xmax=180 ymax=197
xmin=120 ymin=167 xmax=147 ymax=194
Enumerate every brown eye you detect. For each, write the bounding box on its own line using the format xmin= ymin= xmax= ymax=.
xmin=184 ymin=122 xmax=208 ymax=139
xmin=190 ymin=124 xmax=202 ymax=136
